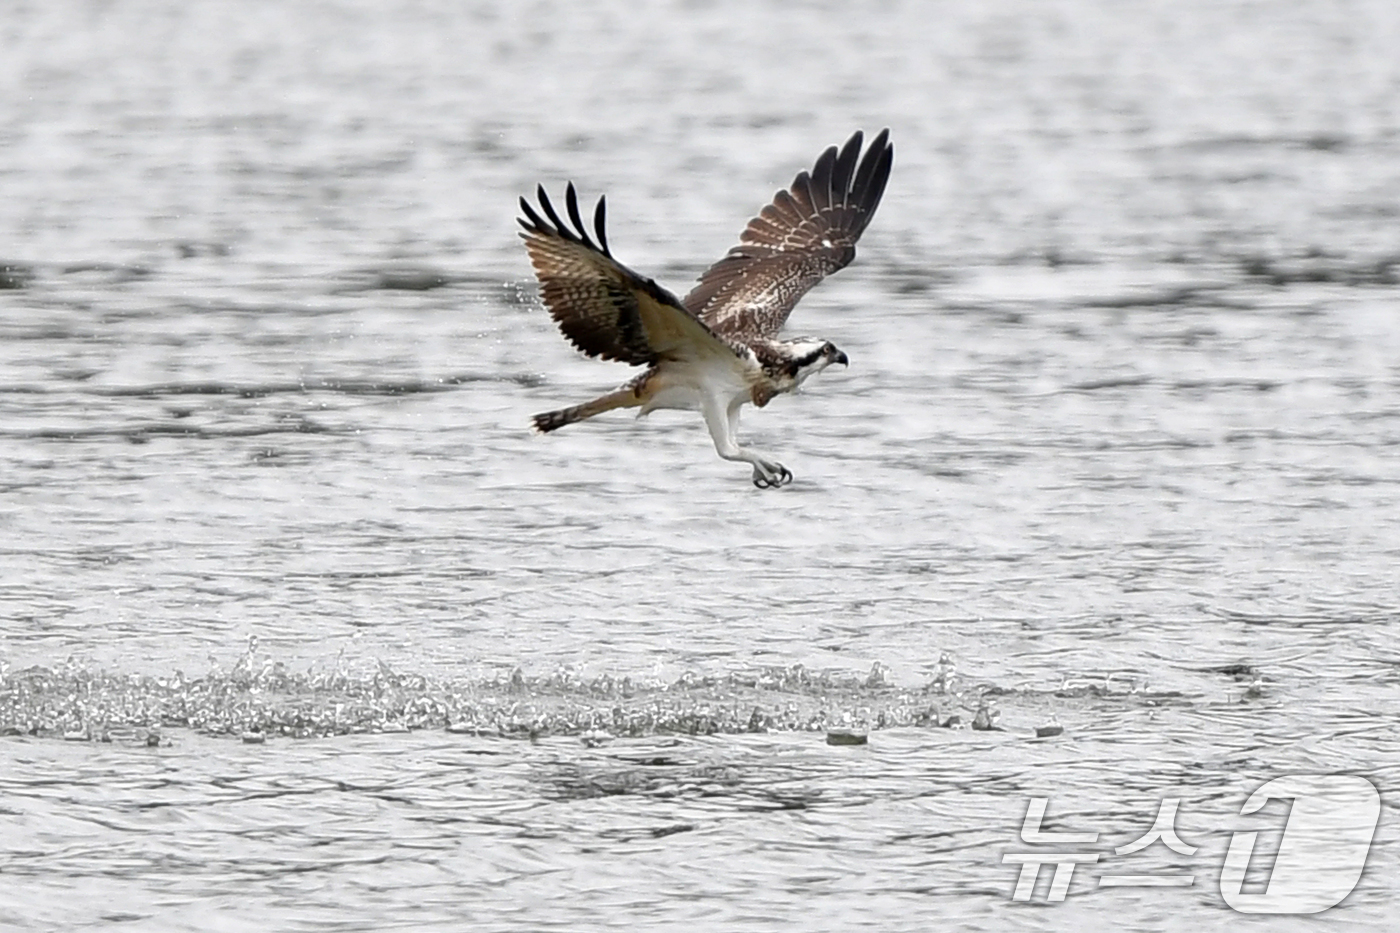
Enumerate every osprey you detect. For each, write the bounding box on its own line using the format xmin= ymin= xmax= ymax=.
xmin=519 ymin=129 xmax=892 ymax=488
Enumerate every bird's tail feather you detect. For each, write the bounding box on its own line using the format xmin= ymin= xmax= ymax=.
xmin=532 ymin=387 xmax=639 ymax=433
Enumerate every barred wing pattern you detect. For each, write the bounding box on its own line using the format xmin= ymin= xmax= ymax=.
xmin=518 ymin=184 xmax=740 ymax=366
xmin=683 ymin=129 xmax=893 ymax=340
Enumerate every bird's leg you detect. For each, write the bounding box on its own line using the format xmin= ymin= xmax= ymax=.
xmin=700 ymin=395 xmax=792 ymax=488
xmin=727 ymin=399 xmax=792 ymax=489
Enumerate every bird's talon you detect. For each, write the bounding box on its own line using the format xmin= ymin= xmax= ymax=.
xmin=752 ymin=464 xmax=791 ymax=489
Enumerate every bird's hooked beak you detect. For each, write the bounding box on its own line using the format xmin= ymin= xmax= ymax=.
xmin=833 ymin=349 xmax=849 ymax=366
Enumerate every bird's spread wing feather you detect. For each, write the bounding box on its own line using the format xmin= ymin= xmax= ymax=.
xmin=683 ymin=129 xmax=893 ymax=339
xmin=519 ymin=184 xmax=742 ymax=367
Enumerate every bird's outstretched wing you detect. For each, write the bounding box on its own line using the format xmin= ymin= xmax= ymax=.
xmin=519 ymin=184 xmax=741 ymax=366
xmin=683 ymin=129 xmax=892 ymax=340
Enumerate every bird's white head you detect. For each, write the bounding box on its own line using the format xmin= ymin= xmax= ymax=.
xmin=786 ymin=339 xmax=850 ymax=387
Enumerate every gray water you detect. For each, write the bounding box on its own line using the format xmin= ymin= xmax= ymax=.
xmin=3 ymin=0 xmax=1400 ymax=929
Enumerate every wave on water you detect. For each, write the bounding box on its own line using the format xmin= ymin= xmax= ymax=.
xmin=0 ymin=641 xmax=1171 ymax=746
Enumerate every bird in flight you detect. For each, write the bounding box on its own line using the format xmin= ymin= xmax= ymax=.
xmin=518 ymin=129 xmax=892 ymax=488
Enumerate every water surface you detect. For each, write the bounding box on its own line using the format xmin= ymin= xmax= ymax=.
xmin=3 ymin=1 xmax=1399 ymax=929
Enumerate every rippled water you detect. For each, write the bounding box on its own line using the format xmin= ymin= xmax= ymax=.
xmin=3 ymin=0 xmax=1400 ymax=929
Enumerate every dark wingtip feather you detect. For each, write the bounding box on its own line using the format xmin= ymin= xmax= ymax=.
xmin=564 ymin=182 xmax=598 ymax=251
xmin=864 ymin=128 xmax=891 ymax=165
xmin=831 ymin=131 xmax=863 ymax=206
xmin=536 ymin=185 xmax=574 ymax=241
xmin=518 ymin=195 xmax=547 ymax=232
xmin=850 ymin=128 xmax=893 ymax=209
xmin=809 ymin=144 xmax=839 ymax=211
xmin=593 ymin=195 xmax=610 ymax=257
xmin=863 ymin=142 xmax=893 ymax=214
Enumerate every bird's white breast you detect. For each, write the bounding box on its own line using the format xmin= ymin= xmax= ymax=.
xmin=638 ymin=353 xmax=761 ymax=415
